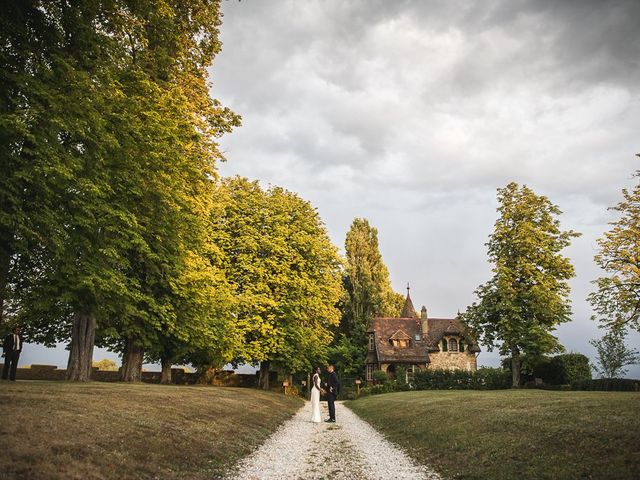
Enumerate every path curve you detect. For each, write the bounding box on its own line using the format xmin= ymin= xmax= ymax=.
xmin=226 ymin=401 xmax=440 ymax=480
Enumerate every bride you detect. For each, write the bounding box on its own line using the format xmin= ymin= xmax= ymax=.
xmin=311 ymin=366 xmax=324 ymax=423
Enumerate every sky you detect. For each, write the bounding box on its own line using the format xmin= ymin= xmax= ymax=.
xmin=22 ymin=0 xmax=640 ymax=377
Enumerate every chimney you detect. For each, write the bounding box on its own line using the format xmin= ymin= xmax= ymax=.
xmin=420 ymin=306 xmax=428 ymax=337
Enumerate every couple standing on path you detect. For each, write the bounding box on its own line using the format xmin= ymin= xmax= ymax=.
xmin=311 ymin=364 xmax=340 ymax=423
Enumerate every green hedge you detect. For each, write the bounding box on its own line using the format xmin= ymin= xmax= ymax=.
xmin=571 ymin=378 xmax=640 ymax=391
xmin=413 ymin=367 xmax=511 ymax=390
xmin=359 ymin=367 xmax=511 ymax=396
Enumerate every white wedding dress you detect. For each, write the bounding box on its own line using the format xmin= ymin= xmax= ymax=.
xmin=311 ymin=373 xmax=322 ymax=423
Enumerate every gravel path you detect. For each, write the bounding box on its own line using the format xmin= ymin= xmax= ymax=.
xmin=226 ymin=401 xmax=440 ymax=480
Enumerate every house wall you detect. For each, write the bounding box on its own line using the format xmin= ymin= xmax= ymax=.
xmin=428 ymin=350 xmax=477 ymax=371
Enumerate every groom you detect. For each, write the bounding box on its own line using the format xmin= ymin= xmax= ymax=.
xmin=324 ymin=364 xmax=339 ymax=423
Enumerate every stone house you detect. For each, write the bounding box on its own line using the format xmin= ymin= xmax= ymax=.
xmin=365 ymin=287 xmax=481 ymax=382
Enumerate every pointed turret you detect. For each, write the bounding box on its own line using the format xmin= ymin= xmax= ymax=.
xmin=400 ymin=283 xmax=417 ymax=318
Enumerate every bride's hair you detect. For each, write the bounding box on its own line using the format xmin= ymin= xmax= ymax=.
xmin=313 ymin=366 xmax=320 ymax=374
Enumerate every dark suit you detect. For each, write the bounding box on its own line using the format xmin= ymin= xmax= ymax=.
xmin=2 ymin=333 xmax=23 ymax=381
xmin=326 ymin=370 xmax=340 ymax=421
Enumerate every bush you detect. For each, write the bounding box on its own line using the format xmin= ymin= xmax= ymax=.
xmin=372 ymin=370 xmax=389 ymax=384
xmin=571 ymin=378 xmax=640 ymax=391
xmin=549 ymin=353 xmax=592 ymax=385
xmin=503 ymin=353 xmax=592 ymax=385
xmin=475 ymin=367 xmax=512 ymax=389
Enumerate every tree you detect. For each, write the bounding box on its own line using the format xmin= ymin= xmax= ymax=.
xmin=463 ymin=183 xmax=580 ymax=387
xmin=590 ymin=327 xmax=640 ymax=378
xmin=329 ymin=218 xmax=403 ymax=376
xmin=588 ymin=169 xmax=640 ymax=332
xmin=211 ymin=177 xmax=342 ymax=389
xmin=1 ymin=1 xmax=239 ymax=381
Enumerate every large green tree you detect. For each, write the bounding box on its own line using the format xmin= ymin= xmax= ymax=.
xmin=463 ymin=183 xmax=580 ymax=387
xmin=588 ymin=169 xmax=640 ymax=332
xmin=1 ymin=0 xmax=239 ymax=381
xmin=330 ymin=218 xmax=403 ymax=376
xmin=212 ymin=177 xmax=343 ymax=389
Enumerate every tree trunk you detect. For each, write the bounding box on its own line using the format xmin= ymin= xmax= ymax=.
xmin=0 ymin=238 xmax=10 ymax=329
xmin=121 ymin=337 xmax=144 ymax=382
xmin=160 ymin=356 xmax=172 ymax=384
xmin=511 ymin=348 xmax=521 ymax=388
xmin=258 ymin=361 xmax=270 ymax=390
xmin=66 ymin=311 xmax=96 ymax=381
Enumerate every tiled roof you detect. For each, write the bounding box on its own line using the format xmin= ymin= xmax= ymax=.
xmin=368 ymin=317 xmax=430 ymax=363
xmin=422 ymin=317 xmax=481 ymax=353
xmin=368 ymin=316 xmax=481 ymax=360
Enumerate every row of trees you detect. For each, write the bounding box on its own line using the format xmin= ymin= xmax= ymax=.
xmin=0 ymin=1 xmax=343 ymax=385
xmin=1 ymin=4 xmax=636 ymax=388
xmin=464 ymin=172 xmax=640 ymax=386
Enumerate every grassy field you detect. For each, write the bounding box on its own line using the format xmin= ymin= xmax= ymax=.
xmin=0 ymin=381 xmax=302 ymax=480
xmin=347 ymin=390 xmax=640 ymax=480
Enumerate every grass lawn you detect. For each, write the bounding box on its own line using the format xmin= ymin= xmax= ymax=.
xmin=0 ymin=380 xmax=302 ymax=479
xmin=347 ymin=389 xmax=640 ymax=480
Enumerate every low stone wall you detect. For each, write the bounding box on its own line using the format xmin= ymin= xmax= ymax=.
xmin=0 ymin=363 xmax=258 ymax=387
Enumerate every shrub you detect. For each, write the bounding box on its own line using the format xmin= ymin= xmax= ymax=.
xmin=372 ymin=370 xmax=389 ymax=384
xmin=503 ymin=353 xmax=592 ymax=385
xmin=475 ymin=367 xmax=512 ymax=389
xmin=571 ymin=378 xmax=640 ymax=391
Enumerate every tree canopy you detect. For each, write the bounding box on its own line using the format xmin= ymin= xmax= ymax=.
xmin=588 ymin=170 xmax=640 ymax=333
xmin=210 ymin=177 xmax=343 ymax=387
xmin=329 ymin=218 xmax=403 ymax=376
xmin=463 ymin=183 xmax=580 ymax=386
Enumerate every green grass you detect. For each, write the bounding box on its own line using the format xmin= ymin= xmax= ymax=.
xmin=347 ymin=389 xmax=640 ymax=480
xmin=0 ymin=381 xmax=302 ymax=479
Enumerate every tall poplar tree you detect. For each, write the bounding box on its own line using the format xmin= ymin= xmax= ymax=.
xmin=463 ymin=183 xmax=580 ymax=387
xmin=330 ymin=218 xmax=403 ymax=376
xmin=588 ymin=169 xmax=640 ymax=332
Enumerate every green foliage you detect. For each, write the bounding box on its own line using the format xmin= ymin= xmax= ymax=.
xmin=372 ymin=370 xmax=389 ymax=384
xmin=413 ymin=368 xmax=511 ymax=390
xmin=395 ymin=365 xmax=408 ymax=385
xmin=463 ymin=183 xmax=580 ymax=384
xmin=360 ymin=368 xmax=511 ymax=396
xmin=571 ymin=378 xmax=640 ymax=391
xmin=502 ymin=353 xmax=592 ymax=385
xmin=210 ymin=177 xmax=343 ymax=374
xmin=329 ymin=218 xmax=403 ymax=376
xmin=0 ymin=1 xmax=240 ymax=379
xmin=590 ymin=327 xmax=640 ymax=379
xmin=550 ymin=353 xmax=592 ymax=384
xmin=588 ymin=170 xmax=640 ymax=332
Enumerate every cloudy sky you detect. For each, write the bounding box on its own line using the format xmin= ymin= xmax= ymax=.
xmin=211 ymin=0 xmax=640 ymax=375
xmin=24 ymin=0 xmax=640 ymax=376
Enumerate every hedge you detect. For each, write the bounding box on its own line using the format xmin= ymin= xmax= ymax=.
xmin=358 ymin=367 xmax=511 ymax=396
xmin=571 ymin=378 xmax=640 ymax=391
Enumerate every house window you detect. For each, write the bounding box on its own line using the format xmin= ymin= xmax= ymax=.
xmin=441 ymin=339 xmax=448 ymax=352
xmin=459 ymin=339 xmax=465 ymax=352
xmin=414 ymin=334 xmax=421 ymax=341
xmin=366 ymin=364 xmax=374 ymax=381
xmin=391 ymin=339 xmax=410 ymax=348
xmin=449 ymin=339 xmax=458 ymax=352
xmin=368 ymin=334 xmax=375 ymax=351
